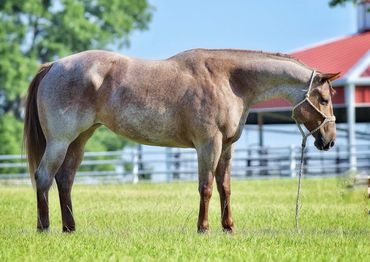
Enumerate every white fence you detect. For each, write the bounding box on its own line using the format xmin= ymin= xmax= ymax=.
xmin=1 ymin=144 xmax=370 ymax=184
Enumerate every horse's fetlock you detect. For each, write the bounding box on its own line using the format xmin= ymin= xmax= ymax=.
xmin=62 ymin=225 xmax=76 ymax=233
xmin=222 ymin=218 xmax=234 ymax=233
xmin=37 ymin=226 xmax=50 ymax=233
xmin=223 ymin=217 xmax=234 ymax=227
xmin=197 ymin=222 xmax=209 ymax=233
xmin=37 ymin=220 xmax=50 ymax=232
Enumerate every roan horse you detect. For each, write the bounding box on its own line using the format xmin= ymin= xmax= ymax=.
xmin=23 ymin=49 xmax=339 ymax=233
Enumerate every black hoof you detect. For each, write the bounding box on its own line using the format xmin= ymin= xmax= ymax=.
xmin=37 ymin=226 xmax=50 ymax=233
xmin=222 ymin=226 xmax=234 ymax=234
xmin=197 ymin=227 xmax=209 ymax=234
xmin=62 ymin=225 xmax=75 ymax=233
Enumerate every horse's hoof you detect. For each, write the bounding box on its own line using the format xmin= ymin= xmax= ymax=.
xmin=197 ymin=227 xmax=209 ymax=234
xmin=222 ymin=226 xmax=234 ymax=234
xmin=62 ymin=225 xmax=75 ymax=233
xmin=36 ymin=227 xmax=49 ymax=233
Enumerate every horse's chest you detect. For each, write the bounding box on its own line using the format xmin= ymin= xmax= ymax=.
xmin=223 ymin=109 xmax=248 ymax=144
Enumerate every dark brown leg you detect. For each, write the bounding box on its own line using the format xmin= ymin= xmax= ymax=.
xmin=55 ymin=126 xmax=98 ymax=232
xmin=216 ymin=144 xmax=234 ymax=233
xmin=35 ymin=141 xmax=70 ymax=232
xmin=36 ymin=188 xmax=49 ymax=231
xmin=196 ymin=135 xmax=222 ymax=233
xmin=197 ymin=172 xmax=214 ymax=233
xmin=55 ymin=172 xmax=76 ymax=232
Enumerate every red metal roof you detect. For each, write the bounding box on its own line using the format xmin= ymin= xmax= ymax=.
xmin=361 ymin=65 xmax=370 ymax=77
xmin=292 ymin=31 xmax=370 ymax=78
xmin=252 ymin=32 xmax=370 ymax=111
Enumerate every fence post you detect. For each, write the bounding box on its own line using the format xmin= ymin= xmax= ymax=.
xmin=173 ymin=149 xmax=181 ymax=180
xmin=246 ymin=148 xmax=252 ymax=176
xmin=131 ymin=146 xmax=139 ymax=184
xmin=290 ymin=144 xmax=296 ymax=177
xmin=120 ymin=147 xmax=126 ymax=181
xmin=165 ymin=147 xmax=172 ymax=182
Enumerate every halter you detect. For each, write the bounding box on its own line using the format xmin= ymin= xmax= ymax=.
xmin=291 ymin=70 xmax=336 ymax=147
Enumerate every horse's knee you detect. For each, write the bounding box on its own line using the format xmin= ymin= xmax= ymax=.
xmin=199 ymin=184 xmax=213 ymax=201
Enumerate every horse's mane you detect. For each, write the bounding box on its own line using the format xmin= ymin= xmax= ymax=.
xmin=171 ymin=48 xmax=338 ymax=94
xmin=177 ymin=48 xmax=309 ymax=68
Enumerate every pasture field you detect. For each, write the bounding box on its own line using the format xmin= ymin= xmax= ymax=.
xmin=0 ymin=177 xmax=369 ymax=261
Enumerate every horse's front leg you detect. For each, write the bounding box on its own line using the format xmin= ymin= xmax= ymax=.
xmin=215 ymin=144 xmax=234 ymax=233
xmin=196 ymin=135 xmax=222 ymax=233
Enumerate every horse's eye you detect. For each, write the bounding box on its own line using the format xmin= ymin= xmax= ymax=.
xmin=320 ymin=98 xmax=329 ymax=106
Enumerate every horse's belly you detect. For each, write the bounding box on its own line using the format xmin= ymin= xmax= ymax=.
xmin=99 ymin=106 xmax=193 ymax=148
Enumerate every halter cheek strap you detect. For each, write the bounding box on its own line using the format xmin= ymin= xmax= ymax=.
xmin=291 ymin=70 xmax=336 ymax=147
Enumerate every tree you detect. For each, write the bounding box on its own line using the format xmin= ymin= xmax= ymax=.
xmin=329 ymin=0 xmax=369 ymax=7
xmin=0 ymin=0 xmax=152 ymax=154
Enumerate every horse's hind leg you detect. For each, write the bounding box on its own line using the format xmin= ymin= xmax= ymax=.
xmin=215 ymin=144 xmax=234 ymax=233
xmin=36 ymin=140 xmax=70 ymax=231
xmin=55 ymin=125 xmax=99 ymax=232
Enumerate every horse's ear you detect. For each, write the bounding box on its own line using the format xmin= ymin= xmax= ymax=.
xmin=319 ymin=72 xmax=341 ymax=82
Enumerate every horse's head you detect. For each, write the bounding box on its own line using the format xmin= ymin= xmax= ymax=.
xmin=292 ymin=71 xmax=340 ymax=151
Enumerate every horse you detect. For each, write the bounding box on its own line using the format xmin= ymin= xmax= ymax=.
xmin=23 ymin=49 xmax=339 ymax=233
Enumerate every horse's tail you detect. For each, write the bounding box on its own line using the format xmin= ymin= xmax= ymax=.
xmin=23 ymin=62 xmax=54 ymax=184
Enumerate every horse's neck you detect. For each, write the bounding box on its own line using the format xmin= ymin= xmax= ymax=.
xmin=228 ymin=55 xmax=313 ymax=107
xmin=252 ymin=82 xmax=306 ymax=106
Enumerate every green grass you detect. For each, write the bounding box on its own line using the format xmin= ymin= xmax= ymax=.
xmin=0 ymin=178 xmax=369 ymax=261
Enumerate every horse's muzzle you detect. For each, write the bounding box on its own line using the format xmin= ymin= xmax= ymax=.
xmin=314 ymin=135 xmax=335 ymax=151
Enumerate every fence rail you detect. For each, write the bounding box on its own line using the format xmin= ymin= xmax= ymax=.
xmin=1 ymin=144 xmax=370 ymax=184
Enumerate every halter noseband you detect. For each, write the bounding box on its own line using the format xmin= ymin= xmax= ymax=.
xmin=291 ymin=70 xmax=336 ymax=147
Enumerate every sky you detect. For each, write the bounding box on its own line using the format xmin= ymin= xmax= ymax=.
xmin=122 ymin=0 xmax=356 ymax=59
xmin=120 ymin=0 xmax=360 ymax=149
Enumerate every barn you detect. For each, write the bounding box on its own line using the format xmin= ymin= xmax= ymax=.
xmin=248 ymin=2 xmax=370 ymax=171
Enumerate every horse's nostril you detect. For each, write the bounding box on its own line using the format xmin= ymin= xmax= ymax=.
xmin=329 ymin=140 xmax=335 ymax=148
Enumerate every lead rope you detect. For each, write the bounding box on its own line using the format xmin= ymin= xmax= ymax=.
xmin=295 ymin=137 xmax=306 ymax=233
xmin=292 ymin=70 xmax=315 ymax=233
xmin=291 ymin=70 xmax=338 ymax=233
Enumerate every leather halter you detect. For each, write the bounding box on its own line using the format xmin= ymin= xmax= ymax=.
xmin=291 ymin=70 xmax=336 ymax=146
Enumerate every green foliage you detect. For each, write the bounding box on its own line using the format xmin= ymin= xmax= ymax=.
xmin=0 ymin=113 xmax=23 ymax=155
xmin=0 ymin=0 xmax=153 ymax=154
xmin=0 ymin=113 xmax=26 ymax=174
xmin=329 ymin=0 xmax=367 ymax=7
xmin=0 ymin=178 xmax=368 ymax=261
xmin=85 ymin=126 xmax=133 ymax=152
xmin=80 ymin=126 xmax=134 ymax=173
